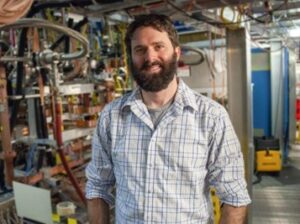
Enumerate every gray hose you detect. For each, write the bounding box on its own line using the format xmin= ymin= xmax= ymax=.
xmin=180 ymin=45 xmax=205 ymax=66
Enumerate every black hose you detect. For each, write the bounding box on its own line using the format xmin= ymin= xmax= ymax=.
xmin=10 ymin=30 xmax=26 ymax=130
xmin=50 ymin=17 xmax=88 ymax=50
xmin=34 ymin=97 xmax=44 ymax=138
xmin=65 ymin=19 xmax=74 ymax=54
xmin=0 ymin=160 xmax=6 ymax=191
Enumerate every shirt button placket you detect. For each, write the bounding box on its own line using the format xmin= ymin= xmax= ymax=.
xmin=144 ymin=136 xmax=156 ymax=222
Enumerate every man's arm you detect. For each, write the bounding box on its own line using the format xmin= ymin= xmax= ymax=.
xmin=87 ymin=198 xmax=110 ymax=224
xmin=220 ymin=204 xmax=247 ymax=224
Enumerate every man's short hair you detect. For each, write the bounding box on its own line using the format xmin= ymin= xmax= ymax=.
xmin=125 ymin=14 xmax=179 ymax=56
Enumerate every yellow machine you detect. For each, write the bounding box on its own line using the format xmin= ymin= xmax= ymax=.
xmin=255 ymin=137 xmax=282 ymax=172
xmin=256 ymin=150 xmax=282 ymax=172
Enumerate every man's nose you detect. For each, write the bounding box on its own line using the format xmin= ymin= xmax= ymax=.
xmin=144 ymin=48 xmax=157 ymax=63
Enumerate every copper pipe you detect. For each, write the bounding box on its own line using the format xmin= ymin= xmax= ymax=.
xmin=53 ymin=93 xmax=86 ymax=205
xmin=0 ymin=64 xmax=15 ymax=187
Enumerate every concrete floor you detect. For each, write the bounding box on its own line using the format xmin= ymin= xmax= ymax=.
xmin=252 ymin=146 xmax=300 ymax=224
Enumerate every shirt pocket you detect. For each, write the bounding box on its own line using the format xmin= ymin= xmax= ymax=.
xmin=170 ymin=141 xmax=207 ymax=167
xmin=163 ymin=134 xmax=209 ymax=184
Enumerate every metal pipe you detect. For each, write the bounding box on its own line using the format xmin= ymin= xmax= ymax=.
xmin=54 ymin=95 xmax=86 ymax=205
xmin=0 ymin=18 xmax=89 ymax=61
xmin=51 ymin=62 xmax=86 ymax=205
xmin=0 ymin=64 xmax=15 ymax=187
xmin=11 ymin=0 xmax=93 ymax=131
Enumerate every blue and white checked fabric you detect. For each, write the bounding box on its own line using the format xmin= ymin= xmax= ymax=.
xmin=85 ymin=79 xmax=251 ymax=223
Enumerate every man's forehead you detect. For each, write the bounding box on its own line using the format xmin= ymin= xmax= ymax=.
xmin=131 ymin=27 xmax=170 ymax=43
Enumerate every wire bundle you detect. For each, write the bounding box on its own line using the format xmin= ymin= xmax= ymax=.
xmin=0 ymin=0 xmax=33 ymax=25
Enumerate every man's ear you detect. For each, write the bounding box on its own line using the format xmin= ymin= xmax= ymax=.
xmin=175 ymin=46 xmax=181 ymax=61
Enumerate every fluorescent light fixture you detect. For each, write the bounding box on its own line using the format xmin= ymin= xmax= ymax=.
xmin=289 ymin=27 xmax=300 ymax=37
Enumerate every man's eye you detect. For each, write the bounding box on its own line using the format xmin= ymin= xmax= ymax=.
xmin=155 ymin=45 xmax=164 ymax=50
xmin=135 ymin=48 xmax=145 ymax=54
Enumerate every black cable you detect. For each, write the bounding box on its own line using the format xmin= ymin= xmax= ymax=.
xmin=0 ymin=160 xmax=6 ymax=191
xmin=50 ymin=17 xmax=88 ymax=50
xmin=10 ymin=30 xmax=27 ymax=130
xmin=64 ymin=18 xmax=74 ymax=54
xmin=244 ymin=12 xmax=266 ymax=24
xmin=243 ymin=2 xmax=286 ymax=24
xmin=34 ymin=97 xmax=44 ymax=139
xmin=166 ymin=0 xmax=287 ymax=27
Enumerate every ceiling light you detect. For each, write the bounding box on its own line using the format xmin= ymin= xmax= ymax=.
xmin=288 ymin=28 xmax=300 ymax=37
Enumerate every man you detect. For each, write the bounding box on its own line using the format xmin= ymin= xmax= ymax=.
xmin=86 ymin=14 xmax=251 ymax=224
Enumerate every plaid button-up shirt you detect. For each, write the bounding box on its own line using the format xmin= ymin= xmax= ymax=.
xmin=85 ymin=79 xmax=251 ymax=223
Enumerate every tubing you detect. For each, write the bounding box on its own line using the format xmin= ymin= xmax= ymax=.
xmin=50 ymin=17 xmax=88 ymax=50
xmin=0 ymin=65 xmax=15 ymax=187
xmin=180 ymin=45 xmax=205 ymax=66
xmin=0 ymin=18 xmax=89 ymax=61
xmin=11 ymin=0 xmax=92 ymax=132
xmin=54 ymin=95 xmax=86 ymax=205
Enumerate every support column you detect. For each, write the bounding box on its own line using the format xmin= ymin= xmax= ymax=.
xmin=270 ymin=42 xmax=285 ymax=156
xmin=289 ymin=52 xmax=297 ymax=144
xmin=226 ymin=28 xmax=253 ymax=224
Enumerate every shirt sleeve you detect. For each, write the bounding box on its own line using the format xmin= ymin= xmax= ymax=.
xmin=207 ymin=106 xmax=251 ymax=207
xmin=85 ymin=107 xmax=115 ymax=205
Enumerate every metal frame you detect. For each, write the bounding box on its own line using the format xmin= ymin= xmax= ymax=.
xmin=226 ymin=27 xmax=253 ymax=224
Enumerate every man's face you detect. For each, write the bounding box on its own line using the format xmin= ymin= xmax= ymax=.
xmin=130 ymin=26 xmax=180 ymax=92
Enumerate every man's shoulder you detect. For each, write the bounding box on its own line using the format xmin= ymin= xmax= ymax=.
xmin=190 ymin=89 xmax=227 ymax=118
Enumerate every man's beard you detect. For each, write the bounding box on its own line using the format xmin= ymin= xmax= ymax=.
xmin=131 ymin=52 xmax=178 ymax=92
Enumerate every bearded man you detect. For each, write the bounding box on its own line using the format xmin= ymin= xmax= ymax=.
xmin=86 ymin=14 xmax=251 ymax=224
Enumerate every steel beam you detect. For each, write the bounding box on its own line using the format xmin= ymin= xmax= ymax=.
xmin=270 ymin=42 xmax=284 ymax=147
xmin=288 ymin=52 xmax=297 ymax=144
xmin=226 ymin=27 xmax=253 ymax=224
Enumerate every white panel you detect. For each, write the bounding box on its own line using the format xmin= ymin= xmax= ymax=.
xmin=13 ymin=181 xmax=53 ymax=224
xmin=49 ymin=127 xmax=94 ymax=142
xmin=44 ymin=83 xmax=94 ymax=96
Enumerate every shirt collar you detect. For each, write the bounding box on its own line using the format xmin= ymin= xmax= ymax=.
xmin=174 ymin=78 xmax=198 ymax=112
xmin=121 ymin=78 xmax=198 ymax=112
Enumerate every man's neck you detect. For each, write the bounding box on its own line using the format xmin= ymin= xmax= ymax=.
xmin=141 ymin=77 xmax=178 ymax=109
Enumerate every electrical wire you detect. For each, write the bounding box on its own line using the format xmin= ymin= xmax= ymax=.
xmin=243 ymin=2 xmax=287 ymax=24
xmin=243 ymin=19 xmax=286 ymax=53
xmin=166 ymin=0 xmax=287 ymax=27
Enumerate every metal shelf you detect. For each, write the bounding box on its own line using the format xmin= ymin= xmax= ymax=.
xmin=44 ymin=83 xmax=94 ymax=96
xmin=49 ymin=127 xmax=94 ymax=142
